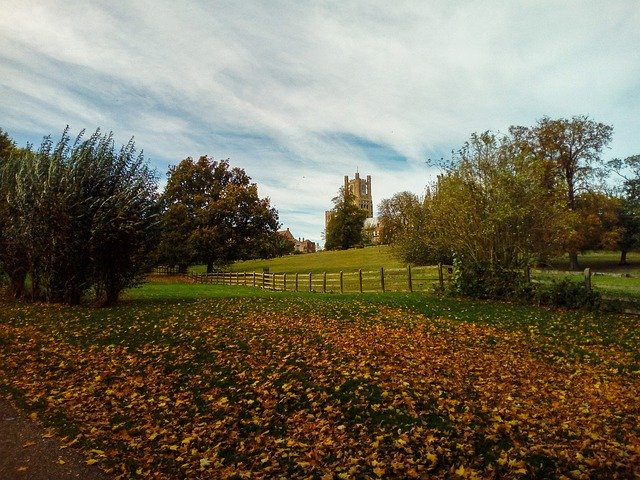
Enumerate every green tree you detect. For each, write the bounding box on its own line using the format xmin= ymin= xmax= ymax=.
xmin=609 ymin=154 xmax=640 ymax=264
xmin=511 ymin=116 xmax=613 ymax=270
xmin=0 ymin=128 xmax=159 ymax=304
xmin=0 ymin=128 xmax=29 ymax=298
xmin=158 ymin=156 xmax=280 ymax=272
xmin=324 ymin=189 xmax=368 ymax=250
xmin=399 ymin=131 xmax=568 ymax=297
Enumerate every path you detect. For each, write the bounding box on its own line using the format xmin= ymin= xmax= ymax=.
xmin=0 ymin=397 xmax=111 ymax=480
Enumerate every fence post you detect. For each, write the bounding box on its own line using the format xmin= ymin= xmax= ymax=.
xmin=524 ymin=264 xmax=530 ymax=283
xmin=309 ymin=273 xmax=312 ymax=292
xmin=438 ymin=262 xmax=444 ymax=290
xmin=340 ymin=271 xmax=343 ymax=294
xmin=584 ymin=268 xmax=592 ymax=291
xmin=359 ymin=269 xmax=363 ymax=293
xmin=323 ymin=272 xmax=327 ymax=293
xmin=407 ymin=264 xmax=413 ymax=292
xmin=380 ymin=267 xmax=385 ymax=292
xmin=283 ymin=273 xmax=287 ymax=292
xmin=295 ymin=273 xmax=299 ymax=292
xmin=253 ymin=272 xmax=256 ymax=287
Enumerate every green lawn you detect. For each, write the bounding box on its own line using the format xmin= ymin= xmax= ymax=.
xmin=192 ymin=244 xmax=404 ymax=274
xmin=1 ymin=279 xmax=639 ymax=479
xmin=188 ymin=247 xmax=640 ymax=300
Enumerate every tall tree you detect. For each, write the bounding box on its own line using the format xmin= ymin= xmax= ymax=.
xmin=324 ymin=189 xmax=368 ymax=250
xmin=0 ymin=128 xmax=28 ymax=298
xmin=609 ymin=154 xmax=640 ymax=264
xmin=511 ymin=116 xmax=613 ymax=270
xmin=1 ymin=128 xmax=159 ymax=304
xmin=158 ymin=156 xmax=280 ymax=272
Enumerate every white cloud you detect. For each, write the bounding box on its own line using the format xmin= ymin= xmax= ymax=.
xmin=2 ymin=0 xmax=639 ymax=243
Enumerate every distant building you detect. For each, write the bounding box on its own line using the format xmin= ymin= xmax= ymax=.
xmin=325 ymin=172 xmax=374 ymax=231
xmin=278 ymin=228 xmax=317 ymax=254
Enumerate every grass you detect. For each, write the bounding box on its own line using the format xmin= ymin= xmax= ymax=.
xmin=188 ymin=247 xmax=640 ymax=300
xmin=192 ymin=244 xmax=404 ymax=274
xmin=1 ymin=278 xmax=640 ymax=478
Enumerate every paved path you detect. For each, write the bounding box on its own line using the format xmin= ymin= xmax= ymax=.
xmin=0 ymin=397 xmax=111 ymax=480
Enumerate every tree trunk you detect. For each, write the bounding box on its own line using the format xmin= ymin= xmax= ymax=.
xmin=619 ymin=250 xmax=628 ymax=265
xmin=569 ymin=251 xmax=581 ymax=271
xmin=101 ymin=283 xmax=120 ymax=307
xmin=207 ymin=261 xmax=214 ymax=274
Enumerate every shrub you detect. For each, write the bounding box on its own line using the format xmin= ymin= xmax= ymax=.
xmin=534 ymin=279 xmax=601 ymax=310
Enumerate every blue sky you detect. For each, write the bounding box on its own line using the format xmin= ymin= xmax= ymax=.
xmin=2 ymin=1 xmax=639 ymax=244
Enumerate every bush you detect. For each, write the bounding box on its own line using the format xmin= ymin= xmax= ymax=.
xmin=450 ymin=257 xmax=531 ymax=300
xmin=534 ymin=279 xmax=601 ymax=310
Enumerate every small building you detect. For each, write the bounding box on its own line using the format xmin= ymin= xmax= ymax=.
xmin=277 ymin=228 xmax=317 ymax=254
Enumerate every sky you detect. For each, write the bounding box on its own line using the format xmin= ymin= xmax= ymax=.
xmin=1 ymin=1 xmax=639 ymax=245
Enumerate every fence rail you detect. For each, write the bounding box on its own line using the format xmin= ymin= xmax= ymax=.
xmin=184 ymin=265 xmax=453 ymax=294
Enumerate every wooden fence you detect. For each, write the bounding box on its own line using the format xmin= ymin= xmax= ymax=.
xmin=187 ymin=264 xmax=452 ymax=294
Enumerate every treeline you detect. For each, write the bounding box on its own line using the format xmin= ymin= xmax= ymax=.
xmin=0 ymin=127 xmax=285 ymax=305
xmin=378 ymin=116 xmax=640 ymax=300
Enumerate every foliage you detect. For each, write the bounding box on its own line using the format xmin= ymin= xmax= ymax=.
xmin=418 ymin=131 xmax=568 ymax=294
xmin=324 ymin=189 xmax=368 ymax=250
xmin=608 ymin=154 xmax=640 ymax=264
xmin=378 ymin=191 xmax=444 ymax=265
xmin=0 ymin=128 xmax=27 ymax=297
xmin=511 ymin=116 xmax=614 ymax=270
xmin=535 ymin=278 xmax=601 ymax=310
xmin=0 ymin=128 xmax=159 ymax=304
xmin=158 ymin=156 xmax=280 ymax=273
xmin=0 ymin=284 xmax=639 ymax=478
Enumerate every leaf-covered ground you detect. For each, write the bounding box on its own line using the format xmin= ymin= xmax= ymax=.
xmin=1 ymin=291 xmax=639 ymax=479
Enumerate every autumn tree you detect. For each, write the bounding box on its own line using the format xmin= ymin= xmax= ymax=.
xmin=384 ymin=130 xmax=569 ymax=297
xmin=158 ymin=156 xmax=280 ymax=273
xmin=511 ymin=116 xmax=613 ymax=270
xmin=324 ymin=189 xmax=368 ymax=250
xmin=377 ymin=191 xmax=440 ymax=265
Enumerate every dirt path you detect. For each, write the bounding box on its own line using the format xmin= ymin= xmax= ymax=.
xmin=0 ymin=397 xmax=111 ymax=480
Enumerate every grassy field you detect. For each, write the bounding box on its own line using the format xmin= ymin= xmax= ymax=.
xmin=190 ymin=247 xmax=640 ymax=300
xmin=193 ymin=245 xmax=404 ymax=274
xmin=1 ymin=279 xmax=639 ymax=479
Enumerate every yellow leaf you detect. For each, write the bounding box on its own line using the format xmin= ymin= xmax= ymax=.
xmin=373 ymin=466 xmax=385 ymax=477
xmin=85 ymin=458 xmax=100 ymax=465
xmin=57 ymin=458 xmax=65 ymax=465
xmin=426 ymin=452 xmax=437 ymax=464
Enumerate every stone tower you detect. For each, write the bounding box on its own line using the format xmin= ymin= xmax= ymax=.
xmin=325 ymin=172 xmax=373 ymax=233
xmin=344 ymin=172 xmax=373 ymax=218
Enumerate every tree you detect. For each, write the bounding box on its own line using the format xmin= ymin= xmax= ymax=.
xmin=0 ymin=128 xmax=28 ymax=298
xmin=324 ymin=189 xmax=368 ymax=250
xmin=158 ymin=156 xmax=280 ymax=272
xmin=388 ymin=130 xmax=569 ymax=297
xmin=511 ymin=116 xmax=613 ymax=270
xmin=378 ymin=191 xmax=420 ymax=245
xmin=609 ymin=154 xmax=640 ymax=264
xmin=0 ymin=128 xmax=159 ymax=304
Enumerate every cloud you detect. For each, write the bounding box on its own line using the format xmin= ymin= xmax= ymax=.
xmin=1 ymin=0 xmax=639 ymax=243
